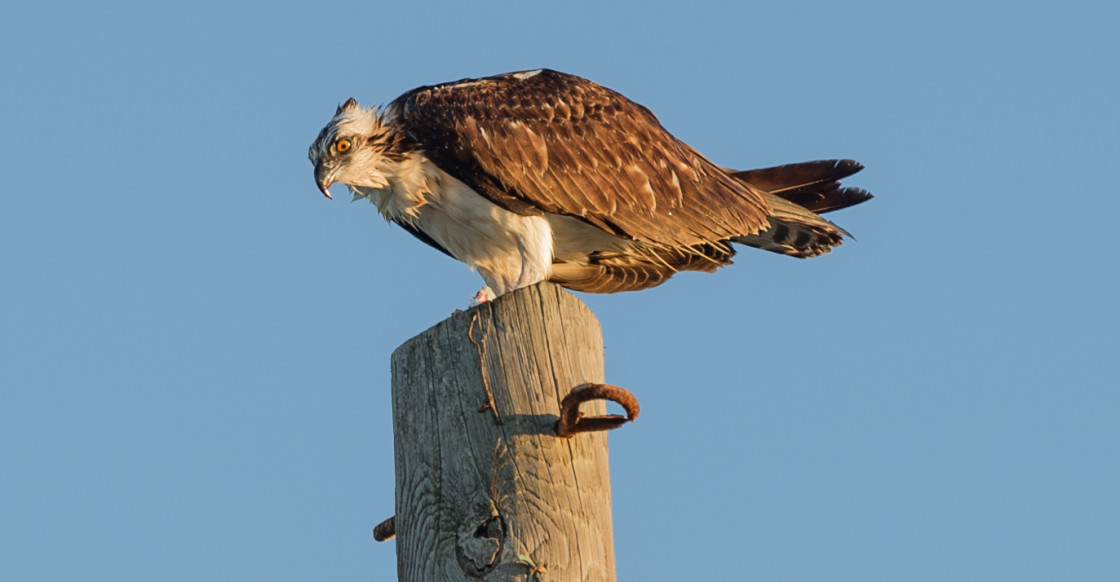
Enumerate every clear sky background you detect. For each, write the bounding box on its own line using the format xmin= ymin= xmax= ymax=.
xmin=2 ymin=1 xmax=1117 ymax=580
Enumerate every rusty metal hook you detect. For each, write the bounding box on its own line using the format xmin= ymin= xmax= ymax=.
xmin=554 ymin=383 xmax=639 ymax=438
xmin=373 ymin=516 xmax=396 ymax=542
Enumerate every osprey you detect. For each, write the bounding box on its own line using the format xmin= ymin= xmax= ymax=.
xmin=309 ymin=69 xmax=871 ymax=303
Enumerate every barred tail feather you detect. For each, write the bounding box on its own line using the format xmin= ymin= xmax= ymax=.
xmin=729 ymin=159 xmax=871 ymax=258
xmin=733 ymin=194 xmax=849 ymax=258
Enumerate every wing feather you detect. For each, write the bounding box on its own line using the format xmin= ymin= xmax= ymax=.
xmin=728 ymin=160 xmax=873 ymax=214
xmin=392 ymin=69 xmax=771 ymax=248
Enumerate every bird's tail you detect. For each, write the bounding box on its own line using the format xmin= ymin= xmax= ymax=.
xmin=729 ymin=159 xmax=872 ymax=258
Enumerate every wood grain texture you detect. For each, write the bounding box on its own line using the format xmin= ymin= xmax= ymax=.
xmin=390 ymin=283 xmax=615 ymax=581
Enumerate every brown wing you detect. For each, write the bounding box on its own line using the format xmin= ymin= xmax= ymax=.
xmin=391 ymin=69 xmax=771 ymax=249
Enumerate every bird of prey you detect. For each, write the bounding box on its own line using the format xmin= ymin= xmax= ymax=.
xmin=309 ymin=69 xmax=871 ymax=303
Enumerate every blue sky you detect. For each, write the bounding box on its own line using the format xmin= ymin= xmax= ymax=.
xmin=2 ymin=1 xmax=1117 ymax=580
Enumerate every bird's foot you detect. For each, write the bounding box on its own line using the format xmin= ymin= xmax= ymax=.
xmin=469 ymin=286 xmax=496 ymax=307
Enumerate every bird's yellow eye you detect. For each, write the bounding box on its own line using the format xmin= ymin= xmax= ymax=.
xmin=335 ymin=138 xmax=352 ymax=153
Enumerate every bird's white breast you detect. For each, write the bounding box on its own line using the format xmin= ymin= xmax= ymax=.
xmin=353 ymin=155 xmax=554 ymax=296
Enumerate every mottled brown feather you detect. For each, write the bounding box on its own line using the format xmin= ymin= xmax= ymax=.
xmin=550 ymin=243 xmax=732 ymax=293
xmin=391 ymin=69 xmax=772 ymax=249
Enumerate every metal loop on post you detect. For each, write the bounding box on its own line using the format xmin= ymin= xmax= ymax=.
xmin=373 ymin=516 xmax=396 ymax=542
xmin=555 ymin=383 xmax=640 ymax=438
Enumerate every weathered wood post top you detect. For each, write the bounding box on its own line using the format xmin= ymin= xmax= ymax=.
xmin=389 ymin=283 xmax=618 ymax=581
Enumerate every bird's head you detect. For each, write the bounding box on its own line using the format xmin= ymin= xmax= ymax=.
xmin=308 ymin=98 xmax=402 ymax=199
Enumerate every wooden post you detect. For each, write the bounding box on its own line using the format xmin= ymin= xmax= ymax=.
xmin=389 ymin=283 xmax=616 ymax=581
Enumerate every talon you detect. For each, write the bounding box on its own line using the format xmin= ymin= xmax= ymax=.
xmin=469 ymin=286 xmax=496 ymax=307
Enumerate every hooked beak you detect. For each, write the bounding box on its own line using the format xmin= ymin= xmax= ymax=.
xmin=314 ymin=160 xmax=333 ymax=199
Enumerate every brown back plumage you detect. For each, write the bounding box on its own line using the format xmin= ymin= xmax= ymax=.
xmin=386 ymin=69 xmax=871 ymax=291
xmin=392 ymin=69 xmax=771 ymax=249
